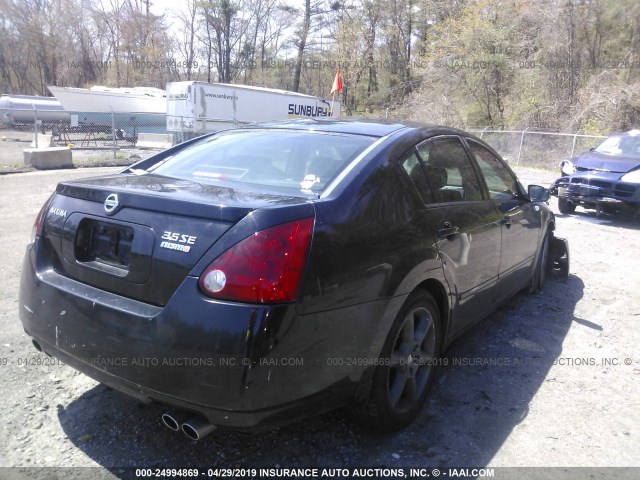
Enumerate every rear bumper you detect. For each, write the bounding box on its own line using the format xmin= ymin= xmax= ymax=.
xmin=26 ymin=335 xmax=351 ymax=431
xmin=19 ymin=243 xmax=388 ymax=431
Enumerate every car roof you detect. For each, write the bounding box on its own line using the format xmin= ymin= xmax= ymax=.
xmin=620 ymin=130 xmax=640 ymax=137
xmin=606 ymin=130 xmax=640 ymax=138
xmin=250 ymin=118 xmax=456 ymax=138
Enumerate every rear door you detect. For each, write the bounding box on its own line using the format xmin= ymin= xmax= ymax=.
xmin=403 ymin=136 xmax=502 ymax=337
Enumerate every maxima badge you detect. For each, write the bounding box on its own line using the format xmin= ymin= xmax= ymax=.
xmin=104 ymin=193 xmax=120 ymax=215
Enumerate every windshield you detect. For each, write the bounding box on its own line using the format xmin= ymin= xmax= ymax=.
xmin=152 ymin=129 xmax=376 ymax=192
xmin=594 ymin=135 xmax=640 ymax=158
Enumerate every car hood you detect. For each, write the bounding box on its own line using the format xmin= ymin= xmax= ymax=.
xmin=573 ymin=152 xmax=640 ymax=174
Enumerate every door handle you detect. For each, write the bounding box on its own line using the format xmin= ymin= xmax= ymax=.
xmin=437 ymin=221 xmax=459 ymax=239
xmin=501 ymin=216 xmax=513 ymax=229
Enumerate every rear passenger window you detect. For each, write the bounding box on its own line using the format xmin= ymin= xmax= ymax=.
xmin=416 ymin=137 xmax=483 ymax=202
xmin=400 ymin=152 xmax=433 ymax=203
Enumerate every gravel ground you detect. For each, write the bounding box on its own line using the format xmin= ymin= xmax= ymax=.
xmin=0 ymin=165 xmax=638 ymax=479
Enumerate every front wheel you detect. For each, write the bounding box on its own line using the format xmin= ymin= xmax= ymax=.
xmin=558 ymin=196 xmax=576 ymax=214
xmin=353 ymin=291 xmax=441 ymax=431
xmin=532 ymin=230 xmax=550 ymax=293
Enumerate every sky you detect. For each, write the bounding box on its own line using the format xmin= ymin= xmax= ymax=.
xmin=149 ymin=0 xmax=185 ymax=27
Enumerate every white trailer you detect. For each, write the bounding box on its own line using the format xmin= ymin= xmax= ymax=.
xmin=166 ymin=81 xmax=340 ymax=134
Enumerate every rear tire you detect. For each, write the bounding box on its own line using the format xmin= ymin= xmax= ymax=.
xmin=353 ymin=291 xmax=441 ymax=432
xmin=558 ymin=196 xmax=576 ymax=214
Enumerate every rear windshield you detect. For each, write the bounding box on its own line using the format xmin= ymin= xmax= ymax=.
xmin=594 ymin=135 xmax=640 ymax=158
xmin=152 ymin=130 xmax=376 ymax=192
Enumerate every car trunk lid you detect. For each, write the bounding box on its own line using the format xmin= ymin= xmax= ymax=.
xmin=41 ymin=173 xmax=311 ymax=306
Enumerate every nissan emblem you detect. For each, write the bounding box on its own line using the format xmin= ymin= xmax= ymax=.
xmin=104 ymin=193 xmax=120 ymax=214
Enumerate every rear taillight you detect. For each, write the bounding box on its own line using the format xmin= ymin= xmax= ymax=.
xmin=30 ymin=201 xmax=49 ymax=244
xmin=199 ymin=218 xmax=314 ymax=303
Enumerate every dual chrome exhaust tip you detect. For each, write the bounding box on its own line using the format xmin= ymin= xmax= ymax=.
xmin=161 ymin=410 xmax=217 ymax=441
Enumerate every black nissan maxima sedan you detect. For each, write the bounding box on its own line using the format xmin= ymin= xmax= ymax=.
xmin=19 ymin=119 xmax=568 ymax=439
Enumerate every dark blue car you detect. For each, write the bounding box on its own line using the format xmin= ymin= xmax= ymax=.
xmin=19 ymin=119 xmax=569 ymax=439
xmin=551 ymin=130 xmax=640 ymax=215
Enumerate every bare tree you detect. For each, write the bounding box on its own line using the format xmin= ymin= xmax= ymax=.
xmin=201 ymin=0 xmax=250 ymax=83
xmin=95 ymin=0 xmax=125 ymax=85
xmin=173 ymin=0 xmax=198 ymax=80
xmin=292 ymin=0 xmax=312 ymax=92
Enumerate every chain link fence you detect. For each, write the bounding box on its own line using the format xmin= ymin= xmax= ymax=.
xmin=0 ymin=109 xmax=168 ymax=164
xmin=2 ymin=107 xmax=609 ymax=171
xmin=0 ymin=108 xmax=255 ymax=160
xmin=1 ymin=108 xmax=170 ymax=149
xmin=471 ymin=128 xmax=607 ymax=170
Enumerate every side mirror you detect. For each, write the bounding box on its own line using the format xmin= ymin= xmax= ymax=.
xmin=528 ymin=185 xmax=550 ymax=202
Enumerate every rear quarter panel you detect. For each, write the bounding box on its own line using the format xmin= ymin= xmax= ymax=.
xmin=298 ymin=136 xmax=450 ymax=364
